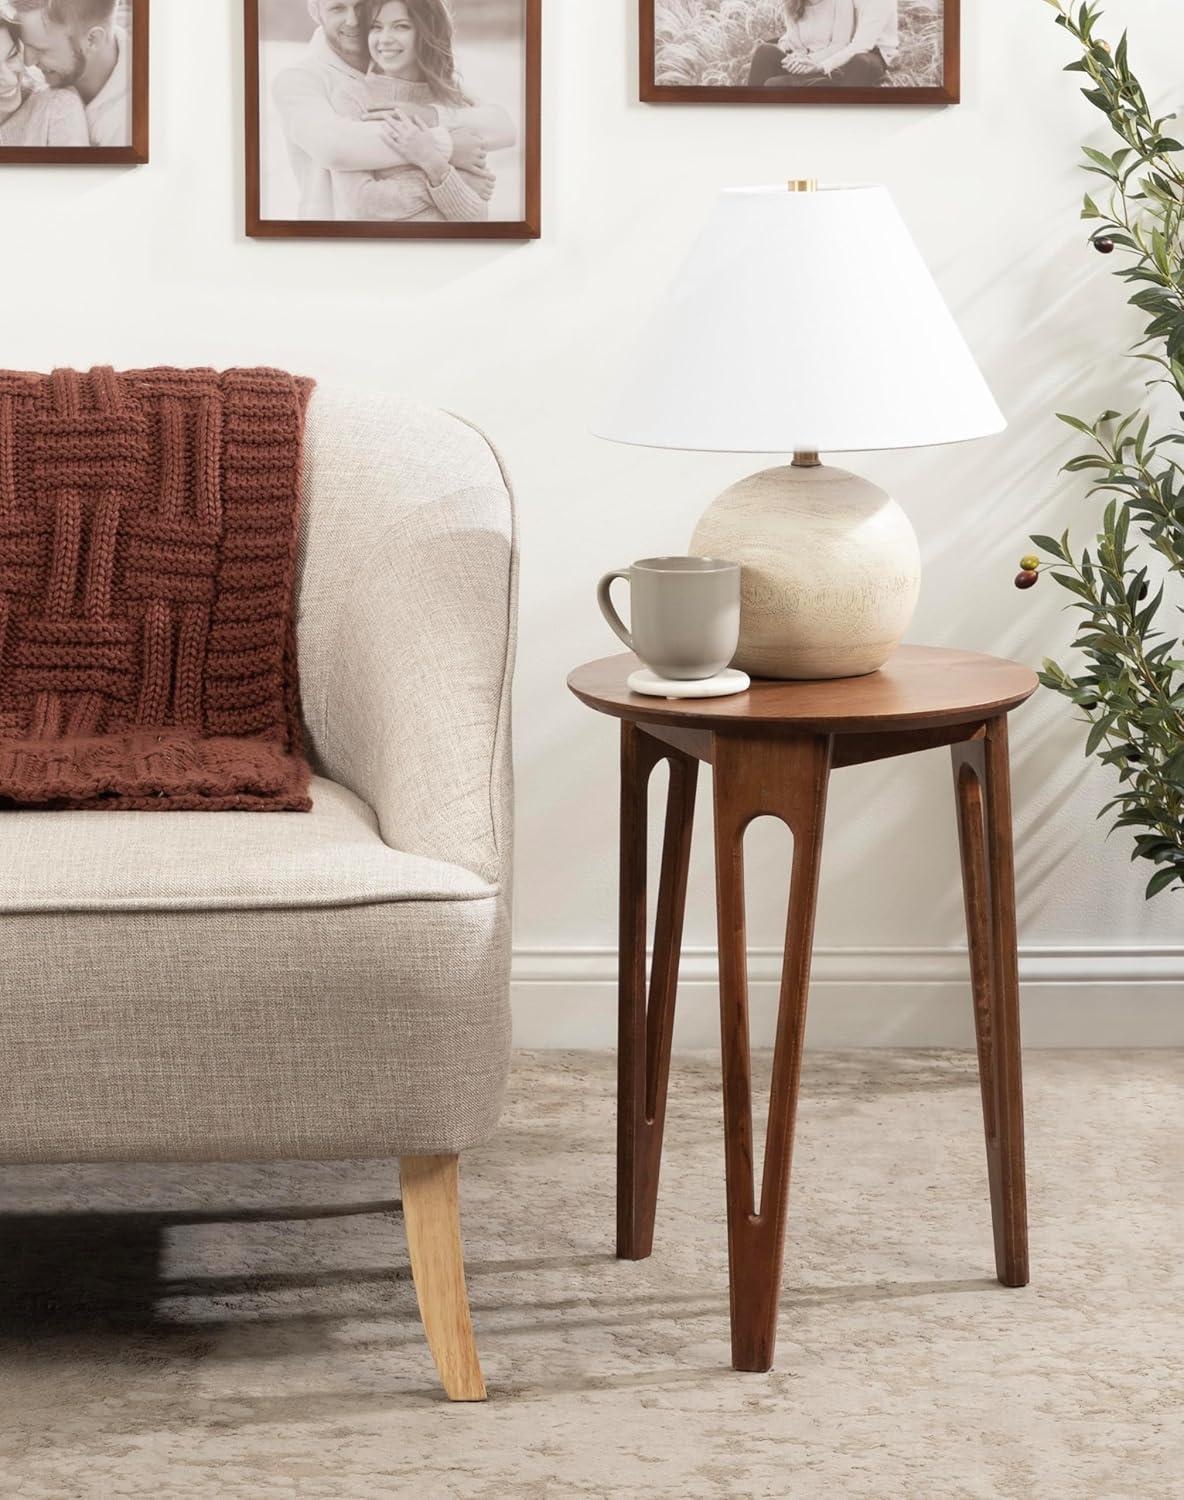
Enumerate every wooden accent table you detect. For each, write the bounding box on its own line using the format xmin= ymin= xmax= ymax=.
xmin=567 ymin=646 xmax=1038 ymax=1373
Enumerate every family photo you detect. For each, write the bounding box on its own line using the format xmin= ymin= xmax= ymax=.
xmin=0 ymin=0 xmax=141 ymax=154
xmin=248 ymin=0 xmax=539 ymax=237
xmin=646 ymin=0 xmax=952 ymax=100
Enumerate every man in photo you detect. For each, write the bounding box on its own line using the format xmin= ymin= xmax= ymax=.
xmin=272 ymin=0 xmax=515 ymax=221
xmin=9 ymin=0 xmax=130 ymax=145
xmin=748 ymin=0 xmax=899 ymax=88
xmin=0 ymin=8 xmax=88 ymax=144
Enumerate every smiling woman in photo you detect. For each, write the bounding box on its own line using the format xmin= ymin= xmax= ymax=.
xmin=0 ymin=13 xmax=87 ymax=144
xmin=333 ymin=0 xmax=508 ymax=222
xmin=251 ymin=0 xmax=539 ymax=237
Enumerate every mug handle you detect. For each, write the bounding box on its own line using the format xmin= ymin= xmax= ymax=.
xmin=597 ymin=570 xmax=633 ymax=651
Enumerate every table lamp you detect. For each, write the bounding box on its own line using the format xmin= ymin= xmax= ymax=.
xmin=595 ymin=183 xmax=1005 ymax=680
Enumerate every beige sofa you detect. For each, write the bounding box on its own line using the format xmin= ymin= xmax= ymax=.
xmin=0 ymin=388 xmax=517 ymax=1401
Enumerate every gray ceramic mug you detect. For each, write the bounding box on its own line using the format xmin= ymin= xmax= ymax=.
xmin=597 ymin=556 xmax=741 ymax=680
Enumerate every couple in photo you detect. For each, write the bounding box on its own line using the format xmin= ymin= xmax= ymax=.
xmin=749 ymin=0 xmax=898 ymax=88
xmin=274 ymin=0 xmax=516 ymax=223
xmin=0 ymin=0 xmax=129 ymax=146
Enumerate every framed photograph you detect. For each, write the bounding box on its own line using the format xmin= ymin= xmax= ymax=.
xmin=642 ymin=0 xmax=958 ymax=105
xmin=0 ymin=0 xmax=148 ymax=162
xmin=246 ymin=0 xmax=541 ymax=240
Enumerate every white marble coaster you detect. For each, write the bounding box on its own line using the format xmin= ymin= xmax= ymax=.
xmin=627 ymin=667 xmax=751 ymax=700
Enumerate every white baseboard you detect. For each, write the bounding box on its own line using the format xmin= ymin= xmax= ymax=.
xmin=511 ymin=946 xmax=1184 ymax=1048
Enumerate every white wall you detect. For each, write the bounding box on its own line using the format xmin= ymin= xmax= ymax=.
xmin=6 ymin=0 xmax=1184 ymax=1046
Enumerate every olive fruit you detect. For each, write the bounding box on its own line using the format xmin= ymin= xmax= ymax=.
xmin=1094 ymin=238 xmax=1116 ymax=254
xmin=1015 ymin=570 xmax=1039 ymax=590
xmin=1020 ymin=554 xmax=1040 ymax=572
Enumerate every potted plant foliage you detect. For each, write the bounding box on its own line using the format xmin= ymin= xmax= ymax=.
xmin=1027 ymin=0 xmax=1184 ymax=898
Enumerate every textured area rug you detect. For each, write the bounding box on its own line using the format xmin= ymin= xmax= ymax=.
xmin=0 ymin=1051 xmax=1180 ymax=1499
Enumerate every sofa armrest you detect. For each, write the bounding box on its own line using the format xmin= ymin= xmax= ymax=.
xmin=296 ymin=390 xmax=517 ymax=886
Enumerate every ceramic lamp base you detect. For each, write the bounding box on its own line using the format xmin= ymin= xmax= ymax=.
xmin=689 ymin=463 xmax=922 ymax=681
xmin=627 ymin=667 xmax=751 ymax=700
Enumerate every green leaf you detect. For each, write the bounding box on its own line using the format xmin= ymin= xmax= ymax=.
xmin=1053 ymin=572 xmax=1098 ymax=602
xmin=1136 ymin=584 xmax=1164 ymax=630
xmin=1085 ymin=714 xmax=1115 ymax=754
xmin=1145 ymin=866 xmax=1179 ymax=898
xmin=1031 ymin=533 xmax=1071 ymax=561
xmin=1161 ymin=747 xmax=1184 ymax=782
xmin=1082 ymin=150 xmax=1118 ymax=177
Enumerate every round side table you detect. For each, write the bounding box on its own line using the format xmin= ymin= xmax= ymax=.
xmin=567 ymin=645 xmax=1038 ymax=1373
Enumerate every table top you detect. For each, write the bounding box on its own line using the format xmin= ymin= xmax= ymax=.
xmin=568 ymin=647 xmax=1039 ymax=734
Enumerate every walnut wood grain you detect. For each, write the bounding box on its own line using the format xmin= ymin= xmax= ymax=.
xmin=243 ymin=0 xmax=541 ymax=239
xmin=568 ymin=648 xmax=1037 ymax=735
xmin=637 ymin=723 xmax=715 ymax=764
xmin=0 ymin=0 xmax=150 ymax=165
xmin=400 ymin=1154 xmax=486 ymax=1401
xmin=618 ymin=723 xmax=698 ymax=1259
xmin=951 ymin=721 xmax=1030 ymax=1287
xmin=638 ymin=0 xmax=961 ymax=106
xmin=831 ymin=720 xmax=987 ymax=768
xmin=712 ymin=730 xmax=831 ymax=1372
xmin=569 ymin=646 xmax=1034 ymax=1375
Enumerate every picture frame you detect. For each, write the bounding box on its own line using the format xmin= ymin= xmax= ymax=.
xmin=245 ymin=0 xmax=541 ymax=241
xmin=0 ymin=0 xmax=149 ymax=164
xmin=641 ymin=0 xmax=959 ymax=106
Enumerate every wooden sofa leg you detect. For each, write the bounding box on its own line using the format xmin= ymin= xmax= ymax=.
xmin=400 ymin=1153 xmax=487 ymax=1401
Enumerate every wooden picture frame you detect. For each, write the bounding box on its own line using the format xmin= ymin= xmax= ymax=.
xmin=641 ymin=0 xmax=959 ymax=106
xmin=245 ymin=0 xmax=541 ymax=240
xmin=0 ymin=0 xmax=149 ymax=164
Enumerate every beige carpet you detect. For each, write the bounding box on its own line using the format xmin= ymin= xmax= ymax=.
xmin=0 ymin=1050 xmax=1180 ymax=1499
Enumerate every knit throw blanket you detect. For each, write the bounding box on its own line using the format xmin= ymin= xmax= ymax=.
xmin=0 ymin=366 xmax=314 ymax=811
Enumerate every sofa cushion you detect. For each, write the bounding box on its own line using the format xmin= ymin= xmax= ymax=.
xmin=0 ymin=899 xmax=510 ymax=1163
xmin=0 ymin=776 xmax=496 ymax=913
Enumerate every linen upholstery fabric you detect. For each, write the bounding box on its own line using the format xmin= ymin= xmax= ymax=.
xmin=0 ymin=366 xmax=313 ymax=811
xmin=0 ymin=776 xmax=495 ymax=912
xmin=298 ymin=387 xmax=515 ymax=885
xmin=0 ymin=388 xmax=517 ymax=1165
xmin=0 ymin=903 xmax=509 ymax=1163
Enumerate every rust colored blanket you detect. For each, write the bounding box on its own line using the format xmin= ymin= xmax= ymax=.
xmin=0 ymin=366 xmax=314 ymax=811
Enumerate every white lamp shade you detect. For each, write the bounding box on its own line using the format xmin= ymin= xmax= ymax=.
xmin=595 ymin=185 xmax=1005 ymax=454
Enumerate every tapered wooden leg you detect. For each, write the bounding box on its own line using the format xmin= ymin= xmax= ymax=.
xmin=618 ymin=721 xmax=699 ymax=1259
xmin=400 ymin=1154 xmax=486 ymax=1401
xmin=951 ymin=717 xmax=1029 ymax=1288
xmin=712 ymin=730 xmax=831 ymax=1372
